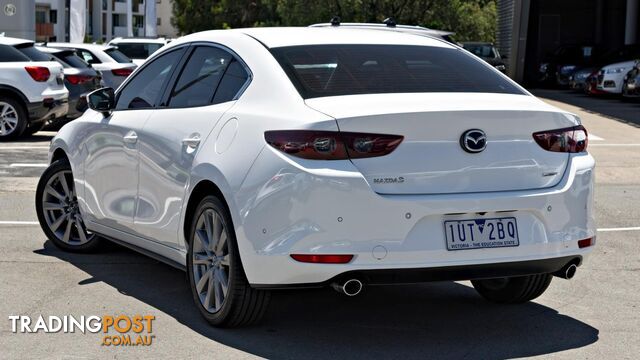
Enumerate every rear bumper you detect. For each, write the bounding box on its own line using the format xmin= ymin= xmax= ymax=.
xmin=235 ymin=148 xmax=596 ymax=286
xmin=27 ymin=98 xmax=69 ymax=123
xmin=253 ymin=255 xmax=583 ymax=288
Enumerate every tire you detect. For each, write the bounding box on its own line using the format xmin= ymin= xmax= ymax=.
xmin=471 ymin=273 xmax=553 ymax=304
xmin=35 ymin=158 xmax=102 ymax=252
xmin=0 ymin=96 xmax=28 ymax=140
xmin=187 ymin=195 xmax=270 ymax=327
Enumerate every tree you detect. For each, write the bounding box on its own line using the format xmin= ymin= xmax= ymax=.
xmin=171 ymin=0 xmax=497 ymax=43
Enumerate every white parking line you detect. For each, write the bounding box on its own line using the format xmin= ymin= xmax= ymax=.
xmin=9 ymin=164 xmax=48 ymax=168
xmin=597 ymin=226 xmax=640 ymax=232
xmin=589 ymin=134 xmax=604 ymax=141
xmin=0 ymin=146 xmax=49 ymax=150
xmin=589 ymin=144 xmax=640 ymax=147
xmin=0 ymin=221 xmax=39 ymax=225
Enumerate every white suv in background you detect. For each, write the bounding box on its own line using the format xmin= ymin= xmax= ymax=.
xmin=45 ymin=43 xmax=137 ymax=90
xmin=107 ymin=37 xmax=170 ymax=66
xmin=0 ymin=36 xmax=68 ymax=139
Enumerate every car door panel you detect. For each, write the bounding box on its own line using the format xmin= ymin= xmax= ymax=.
xmin=82 ymin=47 xmax=187 ymax=238
xmin=134 ymin=45 xmax=248 ymax=247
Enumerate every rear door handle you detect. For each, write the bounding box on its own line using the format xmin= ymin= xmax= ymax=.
xmin=123 ymin=131 xmax=138 ymax=144
xmin=182 ymin=135 xmax=201 ymax=148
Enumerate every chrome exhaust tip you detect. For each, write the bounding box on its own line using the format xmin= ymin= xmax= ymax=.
xmin=554 ymin=263 xmax=578 ymax=280
xmin=331 ymin=279 xmax=363 ymax=296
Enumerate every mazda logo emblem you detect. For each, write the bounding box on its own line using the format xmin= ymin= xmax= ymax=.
xmin=460 ymin=129 xmax=487 ymax=153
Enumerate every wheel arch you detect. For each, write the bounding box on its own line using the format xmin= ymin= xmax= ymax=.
xmin=183 ymin=179 xmax=233 ymax=249
xmin=51 ymin=147 xmax=69 ymax=164
xmin=0 ymin=85 xmax=29 ymax=106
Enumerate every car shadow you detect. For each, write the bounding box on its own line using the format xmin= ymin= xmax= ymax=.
xmin=34 ymin=240 xmax=598 ymax=359
xmin=531 ymin=89 xmax=640 ymax=127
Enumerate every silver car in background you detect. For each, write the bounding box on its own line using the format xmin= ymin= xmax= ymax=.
xmin=44 ymin=43 xmax=137 ymax=89
xmin=36 ymin=46 xmax=101 ymax=122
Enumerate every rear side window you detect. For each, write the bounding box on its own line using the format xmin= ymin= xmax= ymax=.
xmin=271 ymin=45 xmax=524 ymax=98
xmin=114 ymin=43 xmax=163 ymax=59
xmin=168 ymin=46 xmax=232 ymax=108
xmin=116 ymin=49 xmax=183 ymax=110
xmin=57 ymin=51 xmax=90 ymax=68
xmin=212 ymin=59 xmax=249 ymax=104
xmin=0 ymin=44 xmax=31 ymax=62
xmin=105 ymin=48 xmax=132 ymax=63
xmin=15 ymin=43 xmax=51 ymax=62
xmin=76 ymin=50 xmax=100 ymax=64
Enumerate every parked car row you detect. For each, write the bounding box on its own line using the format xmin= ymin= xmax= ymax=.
xmin=538 ymin=44 xmax=640 ymax=101
xmin=0 ymin=36 xmax=170 ymax=139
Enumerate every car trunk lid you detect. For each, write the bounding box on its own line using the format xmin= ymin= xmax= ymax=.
xmin=305 ymin=93 xmax=577 ymax=195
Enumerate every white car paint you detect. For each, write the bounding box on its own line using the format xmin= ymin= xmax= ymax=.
xmin=48 ymin=27 xmax=595 ymax=286
xmin=597 ymin=60 xmax=639 ymax=94
xmin=45 ymin=43 xmax=137 ymax=90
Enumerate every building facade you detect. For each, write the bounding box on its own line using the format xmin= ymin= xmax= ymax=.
xmin=0 ymin=0 xmax=175 ymax=42
xmin=156 ymin=0 xmax=178 ymax=38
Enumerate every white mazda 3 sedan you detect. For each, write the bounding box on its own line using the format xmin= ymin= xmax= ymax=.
xmin=36 ymin=28 xmax=595 ymax=327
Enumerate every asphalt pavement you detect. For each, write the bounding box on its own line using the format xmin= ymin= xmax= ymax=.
xmin=0 ymin=91 xmax=639 ymax=359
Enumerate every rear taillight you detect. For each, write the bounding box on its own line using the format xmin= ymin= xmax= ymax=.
xmin=24 ymin=66 xmax=50 ymax=82
xmin=265 ymin=130 xmax=403 ymax=160
xmin=66 ymin=74 xmax=94 ymax=85
xmin=532 ymin=125 xmax=588 ymax=153
xmin=290 ymin=254 xmax=354 ymax=264
xmin=111 ymin=68 xmax=133 ymax=76
xmin=578 ymin=237 xmax=594 ymax=248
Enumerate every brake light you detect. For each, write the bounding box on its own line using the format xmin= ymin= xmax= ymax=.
xmin=532 ymin=125 xmax=588 ymax=153
xmin=578 ymin=237 xmax=594 ymax=248
xmin=25 ymin=66 xmax=51 ymax=82
xmin=290 ymin=254 xmax=354 ymax=264
xmin=111 ymin=68 xmax=133 ymax=76
xmin=264 ymin=130 xmax=403 ymax=160
xmin=66 ymin=74 xmax=93 ymax=85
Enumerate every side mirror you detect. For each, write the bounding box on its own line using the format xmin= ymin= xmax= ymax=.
xmin=86 ymin=87 xmax=115 ymax=116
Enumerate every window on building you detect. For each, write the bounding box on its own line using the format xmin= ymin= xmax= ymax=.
xmin=36 ymin=10 xmax=47 ymax=24
xmin=50 ymin=10 xmax=58 ymax=24
xmin=157 ymin=18 xmax=161 ymax=26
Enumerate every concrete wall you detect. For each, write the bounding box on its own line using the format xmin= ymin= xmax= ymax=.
xmin=0 ymin=0 xmax=35 ymax=40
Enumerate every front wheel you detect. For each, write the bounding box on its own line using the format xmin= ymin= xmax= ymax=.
xmin=471 ymin=273 xmax=553 ymax=304
xmin=187 ymin=195 xmax=270 ymax=327
xmin=35 ymin=158 xmax=101 ymax=252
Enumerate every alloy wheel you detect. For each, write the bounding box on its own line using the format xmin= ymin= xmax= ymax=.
xmin=192 ymin=208 xmax=230 ymax=313
xmin=41 ymin=170 xmax=94 ymax=245
xmin=0 ymin=101 xmax=19 ymax=136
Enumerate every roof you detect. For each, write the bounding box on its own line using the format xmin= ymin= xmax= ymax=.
xmin=235 ymin=27 xmax=453 ymax=48
xmin=0 ymin=36 xmax=34 ymax=46
xmin=461 ymin=42 xmax=494 ymax=45
xmin=45 ymin=42 xmax=115 ymax=52
xmin=108 ymin=37 xmax=169 ymax=44
xmin=310 ymin=22 xmax=455 ymax=37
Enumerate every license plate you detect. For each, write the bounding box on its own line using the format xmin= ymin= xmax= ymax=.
xmin=444 ymin=217 xmax=519 ymax=251
xmin=628 ymin=83 xmax=636 ymax=89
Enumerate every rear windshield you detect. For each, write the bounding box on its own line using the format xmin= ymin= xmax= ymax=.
xmin=56 ymin=51 xmax=90 ymax=68
xmin=105 ymin=48 xmax=133 ymax=63
xmin=114 ymin=43 xmax=163 ymax=59
xmin=0 ymin=44 xmax=31 ymax=62
xmin=15 ymin=43 xmax=52 ymax=62
xmin=271 ymin=45 xmax=524 ymax=99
